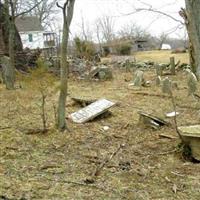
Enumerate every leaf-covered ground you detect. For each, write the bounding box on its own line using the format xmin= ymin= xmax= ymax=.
xmin=1 ymin=52 xmax=200 ymax=200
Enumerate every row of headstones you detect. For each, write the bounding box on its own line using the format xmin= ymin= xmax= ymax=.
xmin=133 ymin=68 xmax=198 ymax=96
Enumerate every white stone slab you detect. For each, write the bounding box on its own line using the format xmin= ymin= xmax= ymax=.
xmin=69 ymin=99 xmax=115 ymax=123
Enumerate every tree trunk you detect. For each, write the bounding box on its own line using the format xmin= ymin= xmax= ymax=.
xmin=3 ymin=0 xmax=15 ymax=89
xmin=57 ymin=0 xmax=75 ymax=130
xmin=184 ymin=1 xmax=200 ymax=76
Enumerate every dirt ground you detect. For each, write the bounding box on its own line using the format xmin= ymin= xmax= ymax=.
xmin=1 ymin=51 xmax=200 ymax=200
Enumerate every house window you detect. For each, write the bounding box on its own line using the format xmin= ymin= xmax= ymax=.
xmin=28 ymin=34 xmax=33 ymax=42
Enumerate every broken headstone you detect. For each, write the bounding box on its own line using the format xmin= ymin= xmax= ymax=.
xmin=69 ymin=99 xmax=115 ymax=123
xmin=138 ymin=111 xmax=169 ymax=129
xmin=88 ymin=65 xmax=113 ymax=80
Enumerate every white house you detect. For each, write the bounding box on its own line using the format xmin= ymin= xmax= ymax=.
xmin=15 ymin=16 xmax=56 ymax=50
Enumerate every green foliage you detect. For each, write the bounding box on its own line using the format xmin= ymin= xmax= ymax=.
xmin=74 ymin=37 xmax=96 ymax=60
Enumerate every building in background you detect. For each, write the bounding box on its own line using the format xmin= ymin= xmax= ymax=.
xmin=15 ymin=16 xmax=56 ymax=56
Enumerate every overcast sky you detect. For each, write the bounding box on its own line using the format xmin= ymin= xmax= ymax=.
xmin=56 ymin=0 xmax=186 ymax=39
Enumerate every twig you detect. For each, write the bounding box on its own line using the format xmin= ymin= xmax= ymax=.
xmin=92 ymin=144 xmax=125 ymax=177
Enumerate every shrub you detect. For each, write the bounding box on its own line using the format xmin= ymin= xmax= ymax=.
xmin=115 ymin=42 xmax=132 ymax=55
xmin=74 ymin=37 xmax=96 ymax=60
xmin=102 ymin=46 xmax=110 ymax=56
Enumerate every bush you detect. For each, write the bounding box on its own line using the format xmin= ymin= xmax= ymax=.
xmin=74 ymin=37 xmax=96 ymax=60
xmin=115 ymin=42 xmax=132 ymax=55
xmin=102 ymin=46 xmax=110 ymax=56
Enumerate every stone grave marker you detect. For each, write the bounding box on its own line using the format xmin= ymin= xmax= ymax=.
xmin=186 ymin=69 xmax=197 ymax=96
xmin=133 ymin=70 xmax=144 ymax=87
xmin=155 ymin=76 xmax=161 ymax=86
xmin=162 ymin=77 xmax=172 ymax=94
xmin=69 ymin=99 xmax=115 ymax=123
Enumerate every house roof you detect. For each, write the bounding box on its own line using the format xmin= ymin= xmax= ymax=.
xmin=15 ymin=16 xmax=44 ymax=32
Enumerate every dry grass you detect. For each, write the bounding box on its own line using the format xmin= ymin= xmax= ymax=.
xmin=135 ymin=50 xmax=189 ymax=64
xmin=1 ymin=51 xmax=200 ymax=200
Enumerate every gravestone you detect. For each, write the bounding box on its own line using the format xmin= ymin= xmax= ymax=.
xmin=133 ymin=70 xmax=144 ymax=87
xmin=186 ymin=69 xmax=197 ymax=96
xmin=88 ymin=65 xmax=113 ymax=80
xmin=69 ymin=99 xmax=115 ymax=123
xmin=156 ymin=64 xmax=163 ymax=76
xmin=162 ymin=77 xmax=172 ymax=94
xmin=170 ymin=56 xmax=176 ymax=75
xmin=155 ymin=76 xmax=161 ymax=86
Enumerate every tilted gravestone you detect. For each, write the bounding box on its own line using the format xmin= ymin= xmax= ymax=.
xmin=133 ymin=70 xmax=144 ymax=87
xmin=162 ymin=77 xmax=172 ymax=94
xmin=88 ymin=65 xmax=113 ymax=80
xmin=69 ymin=99 xmax=115 ymax=123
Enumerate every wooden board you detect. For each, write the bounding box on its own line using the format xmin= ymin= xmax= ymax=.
xmin=69 ymin=99 xmax=115 ymax=123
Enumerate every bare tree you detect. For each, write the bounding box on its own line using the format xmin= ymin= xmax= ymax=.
xmin=16 ymin=0 xmax=58 ymax=29
xmin=97 ymin=15 xmax=115 ymax=43
xmin=56 ymin=0 xmax=75 ymax=131
xmin=179 ymin=1 xmax=200 ymax=76
xmin=0 ymin=0 xmax=42 ymax=89
xmin=118 ymin=22 xmax=150 ymax=40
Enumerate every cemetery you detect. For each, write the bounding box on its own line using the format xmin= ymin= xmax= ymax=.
xmin=1 ymin=49 xmax=200 ymax=199
xmin=1 ymin=0 xmax=200 ymax=199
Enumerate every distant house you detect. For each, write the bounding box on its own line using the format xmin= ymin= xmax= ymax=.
xmin=15 ymin=16 xmax=56 ymax=50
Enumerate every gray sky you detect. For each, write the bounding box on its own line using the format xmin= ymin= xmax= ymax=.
xmin=57 ymin=0 xmax=185 ymax=39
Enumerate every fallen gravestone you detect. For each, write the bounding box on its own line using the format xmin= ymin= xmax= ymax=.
xmin=88 ymin=65 xmax=113 ymax=80
xmin=69 ymin=99 xmax=116 ymax=123
xmin=133 ymin=70 xmax=144 ymax=87
xmin=138 ymin=111 xmax=169 ymax=129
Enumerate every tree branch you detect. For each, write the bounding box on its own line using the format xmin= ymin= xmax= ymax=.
xmin=15 ymin=0 xmax=43 ymax=18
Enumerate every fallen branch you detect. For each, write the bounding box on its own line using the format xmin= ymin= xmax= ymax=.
xmin=129 ymin=91 xmax=170 ymax=99
xmin=159 ymin=134 xmax=177 ymax=139
xmin=93 ymin=144 xmax=124 ymax=177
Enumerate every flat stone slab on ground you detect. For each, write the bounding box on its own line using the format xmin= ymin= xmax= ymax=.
xmin=178 ymin=125 xmax=200 ymax=161
xmin=69 ymin=99 xmax=116 ymax=123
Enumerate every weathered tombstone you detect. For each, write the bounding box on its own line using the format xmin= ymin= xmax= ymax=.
xmin=170 ymin=56 xmax=176 ymax=75
xmin=69 ymin=99 xmax=116 ymax=123
xmin=133 ymin=70 xmax=144 ymax=87
xmin=186 ymin=69 xmax=197 ymax=96
xmin=0 ymin=56 xmax=14 ymax=89
xmin=162 ymin=77 xmax=172 ymax=94
xmin=155 ymin=76 xmax=161 ymax=86
xmin=178 ymin=125 xmax=200 ymax=161
xmin=88 ymin=65 xmax=112 ymax=80
xmin=156 ymin=64 xmax=163 ymax=76
xmin=138 ymin=111 xmax=169 ymax=129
